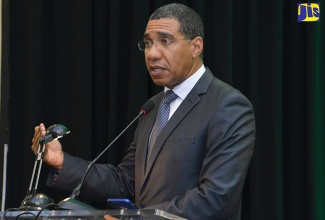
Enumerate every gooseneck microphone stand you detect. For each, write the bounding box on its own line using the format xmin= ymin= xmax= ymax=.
xmin=27 ymin=140 xmax=46 ymax=198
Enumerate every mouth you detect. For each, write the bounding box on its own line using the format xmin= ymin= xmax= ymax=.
xmin=149 ymin=66 xmax=167 ymax=77
xmin=150 ymin=66 xmax=166 ymax=72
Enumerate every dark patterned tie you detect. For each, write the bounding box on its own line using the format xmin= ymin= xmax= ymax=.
xmin=147 ymin=90 xmax=178 ymax=159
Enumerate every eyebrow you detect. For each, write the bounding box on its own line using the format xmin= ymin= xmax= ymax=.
xmin=143 ymin=31 xmax=175 ymax=39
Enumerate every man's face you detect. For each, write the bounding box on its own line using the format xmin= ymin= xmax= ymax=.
xmin=143 ymin=18 xmax=197 ymax=89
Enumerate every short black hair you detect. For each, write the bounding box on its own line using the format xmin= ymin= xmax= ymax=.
xmin=149 ymin=3 xmax=204 ymax=40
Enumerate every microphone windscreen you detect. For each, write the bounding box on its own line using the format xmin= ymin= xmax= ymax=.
xmin=140 ymin=100 xmax=155 ymax=115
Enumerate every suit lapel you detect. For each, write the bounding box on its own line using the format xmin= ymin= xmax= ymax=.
xmin=144 ymin=93 xmax=199 ymax=175
xmin=141 ymin=69 xmax=214 ymax=185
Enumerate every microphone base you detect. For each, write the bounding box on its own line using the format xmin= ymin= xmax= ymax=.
xmin=58 ymin=197 xmax=97 ymax=210
xmin=19 ymin=193 xmax=55 ymax=211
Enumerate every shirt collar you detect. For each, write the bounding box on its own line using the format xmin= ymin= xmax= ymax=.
xmin=164 ymin=64 xmax=206 ymax=100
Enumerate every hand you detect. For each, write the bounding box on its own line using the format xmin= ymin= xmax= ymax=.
xmin=31 ymin=123 xmax=64 ymax=170
xmin=103 ymin=215 xmax=119 ymax=220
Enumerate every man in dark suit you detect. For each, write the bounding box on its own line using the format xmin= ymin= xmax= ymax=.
xmin=32 ymin=3 xmax=255 ymax=219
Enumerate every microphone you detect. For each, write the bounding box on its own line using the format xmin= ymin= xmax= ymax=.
xmin=58 ymin=100 xmax=155 ymax=210
xmin=19 ymin=124 xmax=70 ymax=210
xmin=40 ymin=124 xmax=71 ymax=144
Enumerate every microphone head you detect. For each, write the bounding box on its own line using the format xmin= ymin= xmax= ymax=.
xmin=140 ymin=100 xmax=155 ymax=115
xmin=46 ymin=124 xmax=70 ymax=140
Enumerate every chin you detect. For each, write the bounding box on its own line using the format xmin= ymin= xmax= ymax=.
xmin=153 ymin=81 xmax=165 ymax=87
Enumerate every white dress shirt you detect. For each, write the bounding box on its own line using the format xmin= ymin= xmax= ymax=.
xmin=165 ymin=64 xmax=206 ymax=119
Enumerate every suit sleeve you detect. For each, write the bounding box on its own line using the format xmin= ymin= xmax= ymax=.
xmin=46 ymin=147 xmax=137 ymax=202
xmin=144 ymin=92 xmax=255 ymax=219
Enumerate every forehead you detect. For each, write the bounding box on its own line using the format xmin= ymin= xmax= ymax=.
xmin=144 ymin=18 xmax=182 ymax=38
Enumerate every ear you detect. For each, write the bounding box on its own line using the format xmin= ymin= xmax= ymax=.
xmin=191 ymin=37 xmax=203 ymax=59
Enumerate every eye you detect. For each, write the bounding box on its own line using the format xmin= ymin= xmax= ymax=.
xmin=160 ymin=38 xmax=172 ymax=46
xmin=144 ymin=41 xmax=153 ymax=48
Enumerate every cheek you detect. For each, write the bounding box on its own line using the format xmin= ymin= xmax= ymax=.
xmin=170 ymin=50 xmax=191 ymax=68
xmin=144 ymin=57 xmax=150 ymax=69
xmin=165 ymin=50 xmax=184 ymax=66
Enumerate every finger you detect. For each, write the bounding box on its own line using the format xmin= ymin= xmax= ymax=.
xmin=32 ymin=126 xmax=41 ymax=144
xmin=31 ymin=123 xmax=46 ymax=154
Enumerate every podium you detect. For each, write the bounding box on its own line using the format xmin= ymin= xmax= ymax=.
xmin=0 ymin=209 xmax=187 ymax=219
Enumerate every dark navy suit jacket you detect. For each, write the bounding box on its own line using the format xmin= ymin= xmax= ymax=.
xmin=48 ymin=68 xmax=255 ymax=220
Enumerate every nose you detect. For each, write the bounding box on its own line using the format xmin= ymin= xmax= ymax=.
xmin=145 ymin=42 xmax=162 ymax=61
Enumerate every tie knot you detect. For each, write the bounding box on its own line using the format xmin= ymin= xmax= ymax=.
xmin=163 ymin=90 xmax=178 ymax=105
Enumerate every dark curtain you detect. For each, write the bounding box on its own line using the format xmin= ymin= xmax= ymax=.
xmin=1 ymin=0 xmax=324 ymax=219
